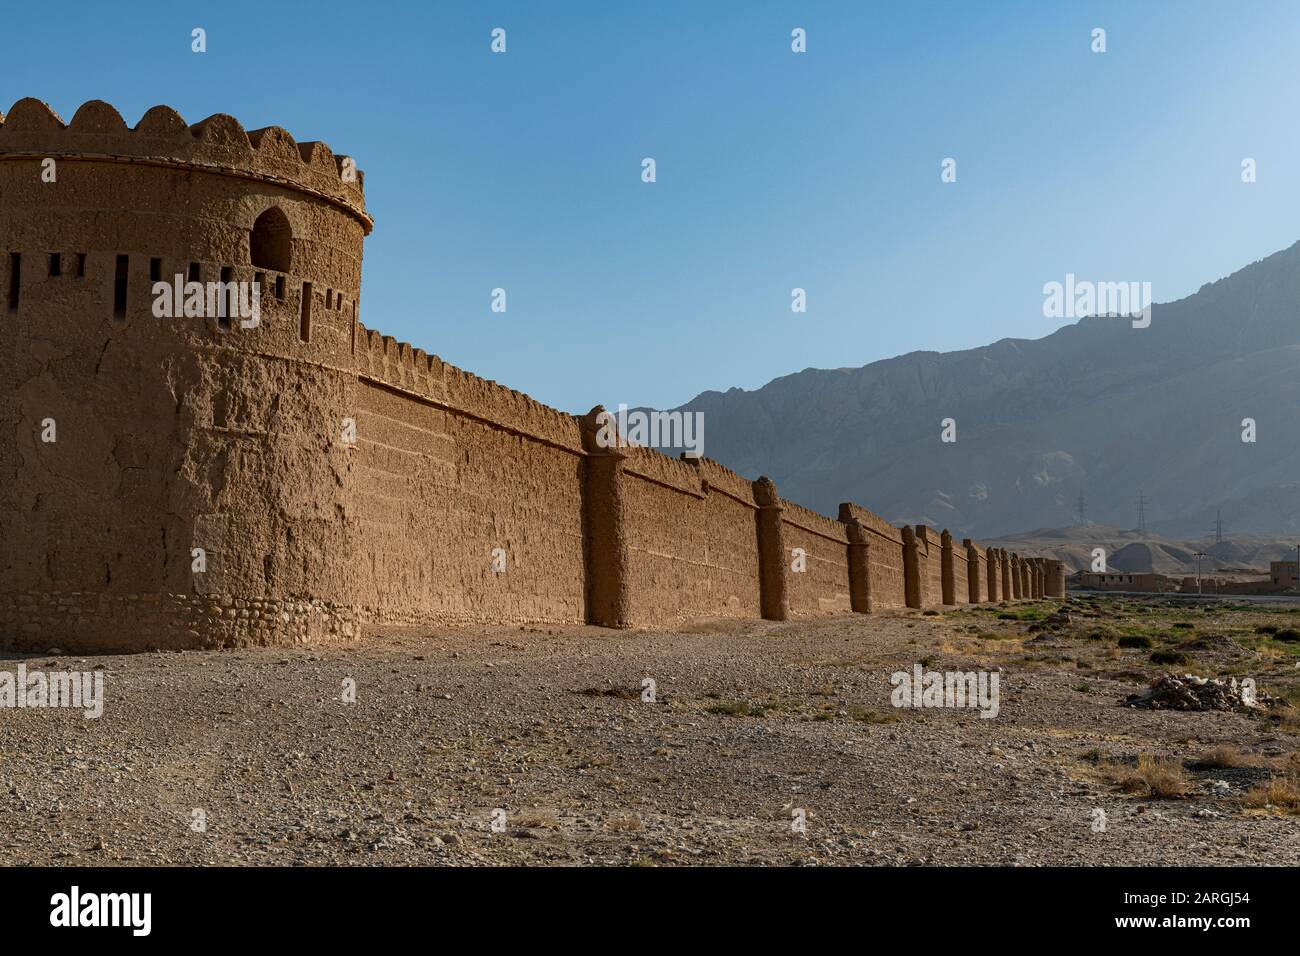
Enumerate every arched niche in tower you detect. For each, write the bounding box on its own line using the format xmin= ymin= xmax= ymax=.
xmin=250 ymin=206 xmax=293 ymax=273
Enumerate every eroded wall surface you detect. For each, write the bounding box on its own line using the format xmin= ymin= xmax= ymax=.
xmin=781 ymin=502 xmax=852 ymax=616
xmin=0 ymin=98 xmax=1044 ymax=653
xmin=620 ymin=450 xmax=762 ymax=627
xmin=840 ymin=503 xmax=906 ymax=609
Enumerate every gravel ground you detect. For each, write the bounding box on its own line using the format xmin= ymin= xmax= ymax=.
xmin=2 ymin=596 xmax=1299 ymax=866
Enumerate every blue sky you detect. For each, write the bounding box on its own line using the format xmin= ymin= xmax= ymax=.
xmin=5 ymin=1 xmax=1300 ymax=413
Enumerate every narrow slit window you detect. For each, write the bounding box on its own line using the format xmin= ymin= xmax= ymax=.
xmin=275 ymin=275 xmax=285 ymax=301
xmin=113 ymin=254 xmax=129 ymax=321
xmin=188 ymin=262 xmax=201 ymax=283
xmin=300 ymin=281 xmax=312 ymax=342
xmin=74 ymin=253 xmax=86 ymax=278
xmin=218 ymin=266 xmax=233 ymax=331
xmin=48 ymin=253 xmax=61 ymax=277
xmin=8 ymin=253 xmax=21 ymax=310
xmin=150 ymin=258 xmax=162 ymax=283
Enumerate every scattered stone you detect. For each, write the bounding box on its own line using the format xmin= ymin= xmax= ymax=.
xmin=1124 ymin=673 xmax=1270 ymax=712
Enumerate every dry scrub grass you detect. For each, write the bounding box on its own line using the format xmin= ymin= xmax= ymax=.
xmin=606 ymin=815 xmax=644 ymax=832
xmin=516 ymin=808 xmax=559 ymax=829
xmin=1243 ymin=779 xmax=1300 ymax=812
xmin=1244 ymin=754 xmax=1300 ymax=813
xmin=1197 ymin=745 xmax=1259 ymax=769
xmin=1100 ymin=755 xmax=1193 ymax=799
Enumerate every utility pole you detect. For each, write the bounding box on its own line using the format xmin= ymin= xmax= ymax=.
xmin=1294 ymin=544 xmax=1299 ymax=594
xmin=1193 ymin=551 xmax=1206 ymax=595
xmin=1213 ymin=510 xmax=1224 ymax=545
xmin=1137 ymin=490 xmax=1148 ymax=535
xmin=1074 ymin=491 xmax=1087 ymax=527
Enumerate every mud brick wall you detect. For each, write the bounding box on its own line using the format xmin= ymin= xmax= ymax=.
xmin=840 ymin=504 xmax=906 ymax=609
xmin=620 ymin=449 xmax=762 ymax=627
xmin=944 ymin=533 xmax=969 ymax=606
xmin=781 ymin=502 xmax=852 ymax=616
xmin=0 ymin=99 xmax=368 ymax=653
xmin=1045 ymin=559 xmax=1066 ymax=598
xmin=964 ymin=539 xmax=986 ymax=603
xmin=0 ymin=98 xmax=1039 ymax=653
xmin=984 ymin=548 xmax=1001 ymax=602
xmin=351 ymin=340 xmax=588 ymax=626
xmin=913 ymin=527 xmax=943 ymax=606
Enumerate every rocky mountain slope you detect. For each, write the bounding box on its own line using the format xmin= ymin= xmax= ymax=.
xmin=651 ymin=242 xmax=1300 ymax=538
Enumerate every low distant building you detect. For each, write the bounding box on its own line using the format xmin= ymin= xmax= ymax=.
xmin=1075 ymin=571 xmax=1177 ymax=592
xmin=1270 ymin=561 xmax=1298 ymax=590
xmin=1074 ymin=565 xmax=1297 ymax=596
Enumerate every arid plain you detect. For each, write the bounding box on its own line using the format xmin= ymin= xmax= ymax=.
xmin=2 ymin=594 xmax=1299 ymax=866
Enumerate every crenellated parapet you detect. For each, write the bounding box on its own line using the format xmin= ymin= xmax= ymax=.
xmin=354 ymin=324 xmax=586 ymax=451
xmin=0 ymin=99 xmax=369 ymax=231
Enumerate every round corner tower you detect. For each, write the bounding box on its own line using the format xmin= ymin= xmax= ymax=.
xmin=0 ymin=97 xmax=372 ymax=651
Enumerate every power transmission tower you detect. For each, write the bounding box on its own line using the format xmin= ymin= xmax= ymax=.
xmin=1212 ymin=510 xmax=1224 ymax=545
xmin=1136 ymin=490 xmax=1147 ymax=534
xmin=1074 ymin=491 xmax=1087 ymax=526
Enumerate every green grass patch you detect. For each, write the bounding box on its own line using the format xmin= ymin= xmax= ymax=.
xmin=994 ymin=605 xmax=1055 ymax=622
xmin=1237 ymin=634 xmax=1300 ymax=657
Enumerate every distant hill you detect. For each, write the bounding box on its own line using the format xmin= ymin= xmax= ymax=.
xmin=644 ymin=242 xmax=1300 ymax=538
xmin=981 ymin=525 xmax=1299 ymax=575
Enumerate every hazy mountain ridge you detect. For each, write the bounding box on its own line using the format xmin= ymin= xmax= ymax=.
xmin=649 ymin=242 xmax=1300 ymax=538
xmin=983 ymin=525 xmax=1299 ymax=576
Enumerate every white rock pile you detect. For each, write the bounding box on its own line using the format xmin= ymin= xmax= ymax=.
xmin=1124 ymin=673 xmax=1270 ymax=712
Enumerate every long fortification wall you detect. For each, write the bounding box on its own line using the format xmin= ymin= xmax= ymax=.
xmin=0 ymin=98 xmax=1047 ymax=653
